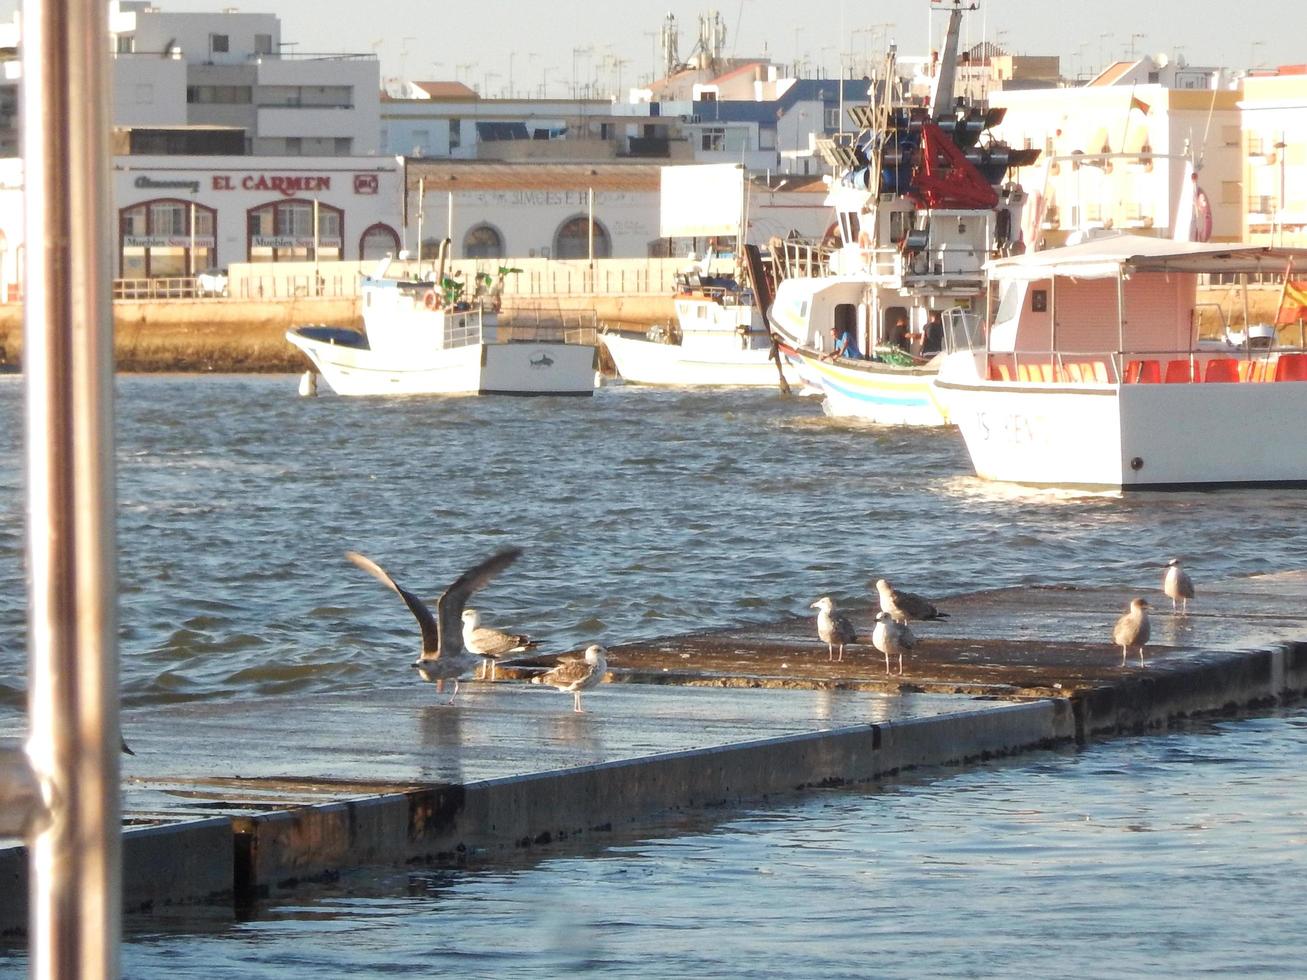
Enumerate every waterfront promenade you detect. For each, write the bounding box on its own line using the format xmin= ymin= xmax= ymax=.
xmin=3 ymin=570 xmax=1304 ymax=932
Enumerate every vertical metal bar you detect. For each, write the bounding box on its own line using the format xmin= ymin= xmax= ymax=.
xmin=22 ymin=0 xmax=121 ymax=976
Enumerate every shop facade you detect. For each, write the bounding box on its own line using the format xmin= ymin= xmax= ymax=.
xmin=113 ymin=156 xmax=403 ymax=278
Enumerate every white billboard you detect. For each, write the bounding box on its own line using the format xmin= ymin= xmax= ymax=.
xmin=660 ymin=164 xmax=744 ymax=238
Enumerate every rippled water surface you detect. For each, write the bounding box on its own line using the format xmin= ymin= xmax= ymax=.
xmin=3 ymin=374 xmax=1306 ymax=708
xmin=2 ymin=375 xmax=1307 ymax=975
xmin=81 ymin=708 xmax=1307 ymax=977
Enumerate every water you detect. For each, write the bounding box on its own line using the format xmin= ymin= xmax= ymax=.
xmin=2 ymin=375 xmax=1307 ymax=973
xmin=103 ymin=708 xmax=1307 ymax=976
xmin=3 ymin=375 xmax=1305 ymax=710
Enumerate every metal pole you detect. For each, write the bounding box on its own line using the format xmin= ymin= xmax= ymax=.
xmin=588 ymin=186 xmax=595 ymax=267
xmin=22 ymin=0 xmax=121 ymax=975
xmin=415 ymin=177 xmax=424 ymax=264
xmin=313 ymin=198 xmax=320 ymax=292
xmin=188 ymin=198 xmax=196 ymax=278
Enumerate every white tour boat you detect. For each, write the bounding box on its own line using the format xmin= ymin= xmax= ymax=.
xmin=769 ymin=0 xmax=1038 ymax=425
xmin=933 ymin=234 xmax=1307 ymax=489
xmin=287 ymin=261 xmax=598 ymax=397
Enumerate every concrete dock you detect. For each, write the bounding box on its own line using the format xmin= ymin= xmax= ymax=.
xmin=2 ymin=571 xmax=1306 ymax=933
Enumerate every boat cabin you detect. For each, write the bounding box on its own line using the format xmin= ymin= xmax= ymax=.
xmin=979 ymin=235 xmax=1307 ymax=385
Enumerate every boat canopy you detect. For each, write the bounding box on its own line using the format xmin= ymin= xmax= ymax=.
xmin=985 ymin=233 xmax=1307 ymax=282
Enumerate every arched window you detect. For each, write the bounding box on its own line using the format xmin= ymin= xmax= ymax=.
xmin=119 ymin=197 xmax=217 ymax=278
xmin=359 ymin=223 xmax=401 ymax=261
xmin=553 ymin=215 xmax=611 ymax=260
xmin=246 ymin=199 xmax=343 ymax=263
xmin=463 ymin=223 xmax=504 ymax=259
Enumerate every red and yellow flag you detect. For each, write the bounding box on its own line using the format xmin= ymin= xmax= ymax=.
xmin=1276 ymin=278 xmax=1307 ymax=326
xmin=1129 ymin=95 xmax=1151 ymax=115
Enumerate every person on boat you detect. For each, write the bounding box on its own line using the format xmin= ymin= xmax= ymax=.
xmin=921 ymin=312 xmax=944 ymax=357
xmin=826 ymin=323 xmax=862 ymax=360
xmin=886 ymin=315 xmax=911 ymax=352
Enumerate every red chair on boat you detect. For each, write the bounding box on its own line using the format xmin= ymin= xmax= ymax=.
xmin=1125 ymin=360 xmax=1160 ymax=384
xmin=1204 ymin=358 xmax=1239 ymax=383
xmin=1274 ymin=353 xmax=1307 ymax=381
xmin=1164 ymin=359 xmax=1198 ymax=383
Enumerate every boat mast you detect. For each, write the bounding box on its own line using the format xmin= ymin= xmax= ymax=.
xmin=930 ymin=1 xmax=972 ymax=119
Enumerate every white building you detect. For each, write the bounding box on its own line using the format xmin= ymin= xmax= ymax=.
xmin=106 ymin=1 xmax=379 ymax=156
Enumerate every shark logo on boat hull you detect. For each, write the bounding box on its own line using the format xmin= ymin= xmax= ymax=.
xmin=528 ymin=351 xmax=555 ymax=369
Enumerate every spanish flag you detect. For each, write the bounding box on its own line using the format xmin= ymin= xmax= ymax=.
xmin=1276 ymin=278 xmax=1307 ymax=326
xmin=1130 ymin=95 xmax=1150 ymax=115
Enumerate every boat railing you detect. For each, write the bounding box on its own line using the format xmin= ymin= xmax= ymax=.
xmin=497 ymin=307 xmax=600 ymax=347
xmin=985 ymin=347 xmax=1307 ymax=385
xmin=775 ymin=239 xmax=835 ymax=279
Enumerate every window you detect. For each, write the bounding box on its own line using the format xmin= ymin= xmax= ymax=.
xmin=449 ymin=118 xmax=461 ymax=150
xmin=334 ymin=137 xmax=352 ymax=155
xmin=284 ymin=137 xmax=302 ymax=156
xmin=700 ymin=127 xmax=725 ymax=151
xmin=759 ymin=126 xmax=776 ymax=151
xmin=210 ymin=34 xmax=229 ymax=54
xmin=825 ymin=107 xmax=841 ymax=130
xmin=187 ymin=85 xmax=252 ymax=105
xmin=247 ymin=199 xmax=344 ymax=263
xmin=118 ymin=198 xmax=217 ymax=279
xmin=254 ymin=34 xmax=273 ymax=55
xmin=115 ymin=35 xmax=134 ymax=54
xmin=464 ymin=224 xmax=504 ymax=259
xmin=554 ymin=215 xmax=610 ymax=259
xmin=359 ymin=223 xmax=401 ymax=260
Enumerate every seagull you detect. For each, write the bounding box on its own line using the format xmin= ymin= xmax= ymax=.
xmin=531 ymin=644 xmax=608 ymax=712
xmin=462 ymin=608 xmax=538 ymax=681
xmin=811 ymin=595 xmax=857 ymax=661
xmin=874 ymin=578 xmax=949 ymax=624
xmin=346 ymin=547 xmax=522 ymax=704
xmin=1112 ymin=597 xmax=1151 ymax=666
xmin=871 ymin=611 xmax=916 ymax=675
xmin=1163 ymin=558 xmax=1195 ymax=614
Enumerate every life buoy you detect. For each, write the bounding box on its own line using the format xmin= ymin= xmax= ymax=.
xmin=423 ymin=289 xmax=441 ymax=310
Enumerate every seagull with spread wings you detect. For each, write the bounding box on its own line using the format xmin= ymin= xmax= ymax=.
xmin=346 ymin=547 xmax=522 ymax=704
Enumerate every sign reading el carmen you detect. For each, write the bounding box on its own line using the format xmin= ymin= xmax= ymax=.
xmin=211 ymin=174 xmax=332 ymax=195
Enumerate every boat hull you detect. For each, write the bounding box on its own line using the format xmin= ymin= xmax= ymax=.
xmin=600 ymin=332 xmax=790 ymax=388
xmin=794 ymin=347 xmax=948 ymax=426
xmin=286 ymin=328 xmax=596 ymax=397
xmin=936 ymin=357 xmax=1307 ymax=488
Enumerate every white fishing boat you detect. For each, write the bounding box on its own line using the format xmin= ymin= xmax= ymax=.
xmin=769 ymin=0 xmax=1038 ymax=425
xmin=599 ymin=250 xmax=789 ymax=387
xmin=933 ymin=234 xmax=1307 ymax=489
xmin=598 ymin=163 xmax=794 ymax=389
xmin=287 ymin=261 xmax=598 ymax=397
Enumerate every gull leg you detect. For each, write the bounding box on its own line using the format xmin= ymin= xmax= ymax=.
xmin=1120 ymin=645 xmax=1127 ymax=666
xmin=898 ymin=652 xmax=903 ymax=675
xmin=446 ymin=678 xmax=460 ymax=705
xmin=883 ymin=649 xmax=890 ymax=674
xmin=837 ymin=644 xmax=844 ymax=663
xmin=573 ymin=691 xmax=584 ymax=713
xmin=490 ymin=659 xmax=498 ymax=681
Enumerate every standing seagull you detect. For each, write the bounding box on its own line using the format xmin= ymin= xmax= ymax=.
xmin=532 ymin=644 xmax=608 ymax=713
xmin=871 ymin=611 xmax=916 ymax=675
xmin=462 ymin=608 xmax=538 ymax=680
xmin=875 ymin=578 xmax=949 ymax=624
xmin=1163 ymin=558 xmax=1195 ymax=614
xmin=811 ymin=596 xmax=858 ymax=661
xmin=1112 ymin=597 xmax=1152 ymax=666
xmin=346 ymin=547 xmax=522 ymax=704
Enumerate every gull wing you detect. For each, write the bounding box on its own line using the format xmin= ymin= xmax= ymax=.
xmin=434 ymin=547 xmax=523 ymax=662
xmin=346 ymin=550 xmax=439 ymax=654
